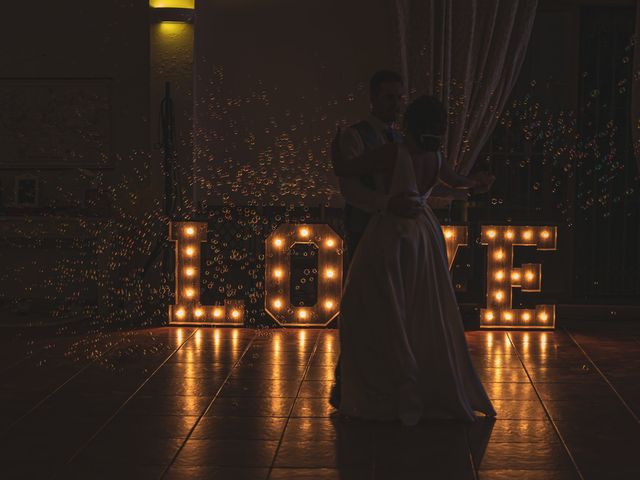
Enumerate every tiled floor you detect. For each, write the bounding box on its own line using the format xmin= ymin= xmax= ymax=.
xmin=1 ymin=322 xmax=639 ymax=479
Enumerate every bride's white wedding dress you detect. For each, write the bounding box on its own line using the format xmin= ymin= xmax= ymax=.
xmin=338 ymin=146 xmax=496 ymax=424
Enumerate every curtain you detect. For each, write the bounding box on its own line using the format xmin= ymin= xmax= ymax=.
xmin=396 ymin=0 xmax=537 ymax=175
xmin=633 ymin=0 xmax=640 ymax=169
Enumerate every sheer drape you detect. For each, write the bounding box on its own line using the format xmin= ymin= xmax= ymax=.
xmin=396 ymin=0 xmax=537 ymax=174
xmin=633 ymin=0 xmax=640 ymax=169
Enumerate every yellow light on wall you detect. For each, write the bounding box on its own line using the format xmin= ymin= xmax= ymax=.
xmin=169 ymin=222 xmax=244 ymax=326
xmin=150 ymin=0 xmax=194 ymax=23
xmin=480 ymin=225 xmax=558 ymax=330
xmin=265 ymin=224 xmax=343 ymax=327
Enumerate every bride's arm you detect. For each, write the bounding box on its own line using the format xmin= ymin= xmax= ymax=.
xmin=437 ymin=158 xmax=479 ymax=190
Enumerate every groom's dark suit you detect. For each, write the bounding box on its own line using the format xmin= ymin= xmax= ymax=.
xmin=330 ymin=115 xmax=402 ymax=408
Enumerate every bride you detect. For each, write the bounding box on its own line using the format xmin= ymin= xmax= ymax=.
xmin=332 ymin=95 xmax=496 ymax=425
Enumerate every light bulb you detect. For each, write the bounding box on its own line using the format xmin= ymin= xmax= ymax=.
xmin=231 ymin=309 xmax=240 ymax=319
xmin=185 ymin=226 xmax=195 ymax=236
xmin=523 ymin=230 xmax=533 ymax=240
xmin=299 ymin=227 xmax=310 ymax=238
xmin=495 ymin=291 xmax=504 ymax=301
xmin=486 ymin=311 xmax=494 ymax=321
xmin=176 ymin=308 xmax=186 ymax=319
xmin=512 ymin=271 xmax=521 ymax=281
xmin=326 ymin=238 xmax=335 ymax=248
xmin=298 ymin=310 xmax=307 ymax=319
xmin=273 ymin=299 xmax=282 ymax=309
xmin=324 ymin=300 xmax=334 ymax=309
xmin=541 ymin=230 xmax=550 ymax=239
xmin=444 ymin=229 xmax=453 ymax=239
xmin=504 ymin=312 xmax=513 ymax=321
xmin=325 ymin=269 xmax=335 ymax=279
xmin=185 ymin=267 xmax=195 ymax=277
xmin=495 ymin=250 xmax=504 ymax=260
xmin=185 ymin=288 xmax=195 ymax=298
xmin=194 ymin=308 xmax=204 ymax=318
xmin=213 ymin=308 xmax=223 ymax=318
xmin=274 ymin=269 xmax=283 ymax=279
xmin=539 ymin=312 xmax=549 ymax=321
xmin=505 ymin=230 xmax=514 ymax=239
xmin=526 ymin=271 xmax=535 ymax=281
xmin=522 ymin=312 xmax=531 ymax=321
xmin=185 ymin=246 xmax=195 ymax=257
xmin=487 ymin=230 xmax=496 ymax=238
xmin=495 ymin=270 xmax=505 ymax=281
xmin=274 ymin=238 xmax=283 ymax=247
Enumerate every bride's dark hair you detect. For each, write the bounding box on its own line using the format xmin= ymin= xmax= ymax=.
xmin=404 ymin=95 xmax=447 ymax=152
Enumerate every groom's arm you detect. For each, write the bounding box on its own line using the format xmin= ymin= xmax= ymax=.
xmin=338 ymin=127 xmax=390 ymax=213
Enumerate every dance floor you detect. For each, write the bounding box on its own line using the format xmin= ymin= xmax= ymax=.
xmin=1 ymin=323 xmax=639 ymax=479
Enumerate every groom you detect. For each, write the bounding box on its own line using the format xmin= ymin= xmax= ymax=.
xmin=329 ymin=70 xmax=421 ymax=409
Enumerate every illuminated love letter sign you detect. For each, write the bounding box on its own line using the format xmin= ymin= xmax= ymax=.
xmin=442 ymin=226 xmax=469 ymax=270
xmin=480 ymin=226 xmax=558 ymax=329
xmin=265 ymin=224 xmax=343 ymax=327
xmin=169 ymin=222 xmax=244 ymax=325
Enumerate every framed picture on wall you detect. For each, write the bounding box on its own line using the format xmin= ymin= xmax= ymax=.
xmin=14 ymin=174 xmax=39 ymax=207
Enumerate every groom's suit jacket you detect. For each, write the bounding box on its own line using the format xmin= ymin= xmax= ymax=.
xmin=339 ymin=115 xmax=402 ymax=234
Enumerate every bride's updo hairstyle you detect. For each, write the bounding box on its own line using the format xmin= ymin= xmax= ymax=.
xmin=404 ymin=95 xmax=447 ymax=152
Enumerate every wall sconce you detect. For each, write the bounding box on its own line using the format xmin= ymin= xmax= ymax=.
xmin=150 ymin=0 xmax=194 ymax=23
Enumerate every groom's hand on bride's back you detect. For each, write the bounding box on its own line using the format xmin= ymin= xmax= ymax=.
xmin=388 ymin=192 xmax=422 ymax=218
